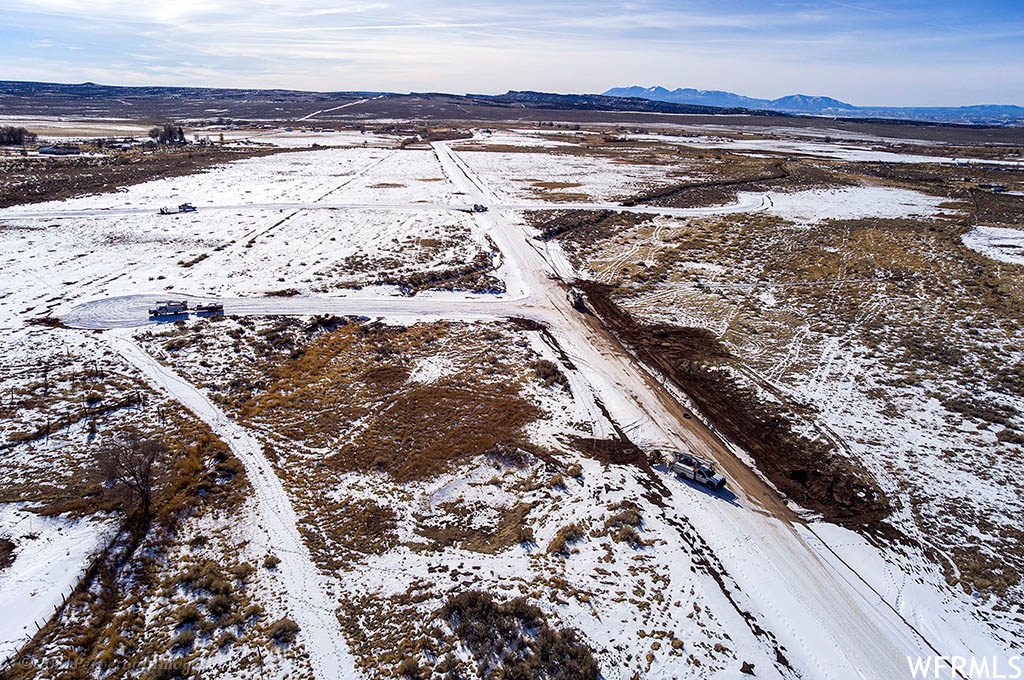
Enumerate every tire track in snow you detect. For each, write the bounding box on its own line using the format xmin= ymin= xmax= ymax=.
xmin=107 ymin=332 xmax=358 ymax=680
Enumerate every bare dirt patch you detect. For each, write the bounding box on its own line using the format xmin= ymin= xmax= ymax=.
xmin=0 ymin=536 xmax=14 ymax=570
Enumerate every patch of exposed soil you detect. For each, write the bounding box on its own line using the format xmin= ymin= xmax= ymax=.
xmin=969 ymin=189 xmax=1024 ymax=225
xmin=0 ymin=537 xmax=14 ymax=570
xmin=580 ymin=282 xmax=892 ymax=528
xmin=526 ymin=209 xmax=650 ymax=242
xmin=571 ymin=436 xmax=644 ymax=467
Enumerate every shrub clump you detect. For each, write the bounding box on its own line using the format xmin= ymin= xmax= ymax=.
xmin=397 ymin=657 xmax=423 ymax=678
xmin=267 ymin=617 xmax=300 ymax=644
xmin=533 ymin=359 xmax=568 ymax=389
xmin=169 ymin=630 xmax=195 ymax=652
xmin=441 ymin=590 xmax=598 ymax=680
xmin=546 ymin=522 xmax=585 ymax=556
xmin=604 ymin=502 xmax=645 ymax=548
xmin=174 ymin=604 xmax=201 ymax=628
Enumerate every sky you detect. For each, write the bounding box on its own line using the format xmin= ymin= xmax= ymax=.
xmin=1 ymin=0 xmax=1022 ymax=106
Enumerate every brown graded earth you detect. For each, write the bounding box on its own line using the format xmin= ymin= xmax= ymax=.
xmin=578 ymin=282 xmax=892 ymax=530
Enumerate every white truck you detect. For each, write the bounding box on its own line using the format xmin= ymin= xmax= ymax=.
xmin=671 ymin=452 xmax=726 ymax=490
xmin=158 ymin=203 xmax=197 ymax=215
xmin=148 ymin=300 xmax=189 ymax=317
xmin=566 ymin=287 xmax=586 ymax=311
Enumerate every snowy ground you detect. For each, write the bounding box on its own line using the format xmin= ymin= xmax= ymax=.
xmin=559 ymin=174 xmax=1024 ymax=659
xmin=754 ymin=185 xmax=948 ymax=223
xmin=625 ymin=131 xmax=1024 ymax=166
xmin=454 ymin=148 xmax=682 ymax=203
xmin=212 ymin=127 xmax=400 ymax=148
xmin=0 ymin=127 xmax=1020 ymax=679
xmin=962 ymin=225 xmax=1024 ymax=265
xmin=0 ymin=504 xmax=116 ymax=660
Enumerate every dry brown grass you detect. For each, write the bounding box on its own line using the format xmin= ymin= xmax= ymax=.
xmin=300 ymin=498 xmax=398 ymax=570
xmin=332 ymin=383 xmax=539 ymax=482
xmin=413 ymin=501 xmax=537 ymax=554
xmin=547 ymin=522 xmax=586 ymax=556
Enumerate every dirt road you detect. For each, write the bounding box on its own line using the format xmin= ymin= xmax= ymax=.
xmin=432 ymin=140 xmax=941 ymax=680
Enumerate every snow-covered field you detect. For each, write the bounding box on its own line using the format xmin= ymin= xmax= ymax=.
xmin=214 ymin=127 xmax=400 ymax=148
xmin=1 ymin=129 xmax=1021 ymax=679
xmin=455 ymin=148 xmax=681 ymax=203
xmin=0 ymin=147 xmax=505 ymax=328
xmin=0 ymin=504 xmax=116 ymax=660
xmin=755 ymin=185 xmax=948 ymax=223
xmin=962 ymin=225 xmax=1024 ymax=265
xmin=626 ymin=131 xmax=1024 ymax=166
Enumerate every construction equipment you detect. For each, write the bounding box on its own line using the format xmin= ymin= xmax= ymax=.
xmin=148 ymin=300 xmax=189 ymax=317
xmin=158 ymin=203 xmax=197 ymax=215
xmin=194 ymin=302 xmax=224 ymax=316
xmin=566 ymin=287 xmax=586 ymax=311
xmin=671 ymin=452 xmax=726 ymax=490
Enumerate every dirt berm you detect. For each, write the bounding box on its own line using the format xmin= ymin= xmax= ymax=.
xmin=580 ymin=282 xmax=892 ymax=528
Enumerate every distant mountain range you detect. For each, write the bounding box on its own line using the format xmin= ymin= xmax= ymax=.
xmin=603 ymin=86 xmax=1024 ymax=126
xmin=2 ymin=79 xmax=1021 ymax=128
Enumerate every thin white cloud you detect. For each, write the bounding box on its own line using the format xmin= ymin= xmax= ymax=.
xmin=1 ymin=0 xmax=1021 ymax=105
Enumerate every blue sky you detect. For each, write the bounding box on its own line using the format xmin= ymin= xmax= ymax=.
xmin=1 ymin=0 xmax=1021 ymax=105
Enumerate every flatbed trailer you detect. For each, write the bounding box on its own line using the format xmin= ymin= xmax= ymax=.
xmin=194 ymin=302 xmax=224 ymax=315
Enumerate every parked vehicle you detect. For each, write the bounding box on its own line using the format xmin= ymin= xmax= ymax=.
xmin=472 ymin=204 xmax=488 ymax=212
xmin=159 ymin=203 xmax=197 ymax=215
xmin=671 ymin=452 xmax=726 ymax=490
xmin=148 ymin=300 xmax=189 ymax=317
xmin=194 ymin=302 xmax=224 ymax=315
xmin=566 ymin=287 xmax=586 ymax=311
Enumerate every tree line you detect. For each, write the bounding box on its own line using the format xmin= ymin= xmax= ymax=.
xmin=148 ymin=123 xmax=186 ymax=145
xmin=0 ymin=126 xmax=38 ymax=146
